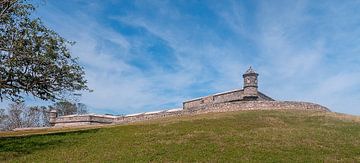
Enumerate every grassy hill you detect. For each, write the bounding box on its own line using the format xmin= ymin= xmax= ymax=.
xmin=1 ymin=109 xmax=360 ymax=162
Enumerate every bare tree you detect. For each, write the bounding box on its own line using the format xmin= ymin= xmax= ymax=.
xmin=0 ymin=108 xmax=8 ymax=130
xmin=23 ymin=106 xmax=42 ymax=127
xmin=2 ymin=102 xmax=51 ymax=130
xmin=76 ymin=103 xmax=88 ymax=115
xmin=0 ymin=101 xmax=87 ymax=130
xmin=40 ymin=106 xmax=50 ymax=127
xmin=5 ymin=102 xmax=24 ymax=130
xmin=51 ymin=101 xmax=88 ymax=116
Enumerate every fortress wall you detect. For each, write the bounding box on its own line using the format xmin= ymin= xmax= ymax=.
xmin=55 ymin=122 xmax=91 ymax=127
xmin=183 ymin=98 xmax=204 ymax=109
xmin=52 ymin=101 xmax=330 ymax=127
xmin=114 ymin=110 xmax=184 ymax=124
xmin=89 ymin=116 xmax=114 ymax=123
xmin=213 ymin=90 xmax=242 ymax=103
xmin=187 ymin=101 xmax=330 ymax=114
xmin=54 ymin=122 xmax=110 ymax=127
xmin=54 ymin=115 xmax=114 ymax=127
xmin=183 ymin=90 xmax=277 ymax=110
xmin=114 ymin=101 xmax=330 ymax=125
xmin=183 ymin=90 xmax=244 ymax=110
xmin=50 ymin=66 xmax=331 ymax=128
xmin=56 ymin=116 xmax=91 ymax=123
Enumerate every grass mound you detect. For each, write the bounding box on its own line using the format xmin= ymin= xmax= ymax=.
xmin=1 ymin=110 xmax=360 ymax=162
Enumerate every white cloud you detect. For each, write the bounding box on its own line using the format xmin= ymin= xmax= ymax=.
xmin=23 ymin=0 xmax=360 ymax=116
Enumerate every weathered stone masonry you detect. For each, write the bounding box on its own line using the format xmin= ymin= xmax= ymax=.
xmin=185 ymin=101 xmax=330 ymax=115
xmin=183 ymin=66 xmax=274 ymax=110
xmin=49 ymin=67 xmax=330 ymax=127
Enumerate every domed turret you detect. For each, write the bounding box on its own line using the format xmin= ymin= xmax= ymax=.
xmin=243 ymin=66 xmax=258 ymax=100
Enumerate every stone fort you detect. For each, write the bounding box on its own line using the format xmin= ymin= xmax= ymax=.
xmin=49 ymin=67 xmax=330 ymax=127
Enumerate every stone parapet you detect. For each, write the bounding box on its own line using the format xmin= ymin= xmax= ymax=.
xmin=114 ymin=109 xmax=184 ymax=124
xmin=185 ymin=101 xmax=330 ymax=114
xmin=51 ymin=101 xmax=330 ymax=127
xmin=114 ymin=101 xmax=329 ymax=124
xmin=54 ymin=114 xmax=114 ymax=127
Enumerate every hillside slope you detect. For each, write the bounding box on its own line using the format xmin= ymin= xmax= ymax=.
xmin=1 ymin=110 xmax=360 ymax=162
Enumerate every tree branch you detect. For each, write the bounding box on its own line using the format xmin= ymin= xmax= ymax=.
xmin=0 ymin=0 xmax=18 ymax=19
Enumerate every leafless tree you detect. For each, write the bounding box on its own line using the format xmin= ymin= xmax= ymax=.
xmin=51 ymin=101 xmax=88 ymax=116
xmin=5 ymin=102 xmax=25 ymax=130
xmin=76 ymin=103 xmax=88 ymax=115
xmin=0 ymin=108 xmax=8 ymax=130
xmin=40 ymin=106 xmax=50 ymax=127
xmin=0 ymin=101 xmax=87 ymax=130
xmin=1 ymin=102 xmax=51 ymax=130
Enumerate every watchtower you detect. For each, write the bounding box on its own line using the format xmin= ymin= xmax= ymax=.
xmin=243 ymin=66 xmax=259 ymax=100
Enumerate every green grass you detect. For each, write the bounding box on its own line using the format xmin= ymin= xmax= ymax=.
xmin=1 ymin=109 xmax=360 ymax=162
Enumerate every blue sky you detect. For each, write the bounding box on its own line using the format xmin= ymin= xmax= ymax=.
xmin=7 ymin=0 xmax=360 ymax=115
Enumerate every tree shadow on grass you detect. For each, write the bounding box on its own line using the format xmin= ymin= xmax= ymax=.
xmin=0 ymin=129 xmax=99 ymax=161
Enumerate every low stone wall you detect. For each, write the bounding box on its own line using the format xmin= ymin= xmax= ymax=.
xmin=52 ymin=101 xmax=330 ymax=127
xmin=114 ymin=110 xmax=184 ymax=124
xmin=54 ymin=115 xmax=114 ymax=127
xmin=113 ymin=101 xmax=329 ymax=124
xmin=186 ymin=101 xmax=330 ymax=114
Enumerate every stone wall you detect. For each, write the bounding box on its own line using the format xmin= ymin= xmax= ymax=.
xmin=213 ymin=90 xmax=243 ymax=103
xmin=52 ymin=101 xmax=330 ymax=127
xmin=54 ymin=115 xmax=115 ymax=127
xmin=118 ymin=101 xmax=330 ymax=124
xmin=183 ymin=89 xmax=275 ymax=110
xmin=183 ymin=89 xmax=244 ymax=110
xmin=52 ymin=109 xmax=184 ymax=127
xmin=114 ymin=109 xmax=184 ymax=124
xmin=183 ymin=98 xmax=204 ymax=109
xmin=185 ymin=101 xmax=330 ymax=114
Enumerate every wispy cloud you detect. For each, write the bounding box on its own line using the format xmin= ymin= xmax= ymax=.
xmin=5 ymin=0 xmax=357 ymax=115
